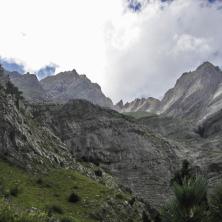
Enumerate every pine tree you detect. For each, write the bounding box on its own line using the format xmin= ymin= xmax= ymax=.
xmin=161 ymin=161 xmax=208 ymax=222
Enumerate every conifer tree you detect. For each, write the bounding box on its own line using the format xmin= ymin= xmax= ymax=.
xmin=162 ymin=160 xmax=208 ymax=222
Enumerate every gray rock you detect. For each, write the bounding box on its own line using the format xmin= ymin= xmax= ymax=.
xmin=40 ymin=70 xmax=113 ymax=108
xmin=158 ymin=62 xmax=222 ymax=121
xmin=115 ymin=97 xmax=160 ymax=113
xmin=9 ymin=72 xmax=48 ymax=103
xmin=31 ymin=99 xmax=179 ymax=208
xmin=8 ymin=69 xmax=113 ymax=108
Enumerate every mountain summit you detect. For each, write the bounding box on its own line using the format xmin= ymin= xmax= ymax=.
xmin=157 ymin=61 xmax=222 ymax=121
xmin=8 ymin=69 xmax=113 ymax=108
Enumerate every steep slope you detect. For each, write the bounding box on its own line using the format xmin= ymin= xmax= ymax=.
xmin=40 ymin=70 xmax=113 ymax=108
xmin=0 ymin=67 xmax=156 ymax=222
xmin=31 ymin=99 xmax=180 ymax=208
xmin=115 ymin=97 xmax=160 ymax=113
xmin=0 ymin=82 xmax=71 ymax=171
xmin=158 ymin=62 xmax=222 ymax=121
xmin=0 ymin=160 xmax=154 ymax=222
xmin=9 ymin=72 xmax=47 ymax=103
xmin=138 ymin=113 xmax=222 ymax=193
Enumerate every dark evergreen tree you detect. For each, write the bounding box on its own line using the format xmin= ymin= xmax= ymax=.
xmin=162 ymin=161 xmax=208 ymax=222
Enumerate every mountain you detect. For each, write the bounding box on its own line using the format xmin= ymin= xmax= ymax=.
xmin=9 ymin=72 xmax=48 ymax=103
xmin=158 ymin=62 xmax=222 ymax=121
xmin=40 ymin=70 xmax=113 ymax=108
xmin=31 ymin=99 xmax=179 ymax=208
xmin=8 ymin=69 xmax=113 ymax=108
xmin=115 ymin=97 xmax=160 ymax=113
xmin=3 ymin=60 xmax=222 ymax=220
xmin=0 ymin=65 xmax=161 ymax=221
xmin=0 ymin=66 xmax=181 ymax=213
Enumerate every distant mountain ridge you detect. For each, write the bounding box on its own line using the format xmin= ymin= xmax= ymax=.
xmin=157 ymin=62 xmax=222 ymax=122
xmin=118 ymin=62 xmax=222 ymax=124
xmin=5 ymin=61 xmax=222 ymax=124
xmin=8 ymin=69 xmax=113 ymax=108
xmin=115 ymin=97 xmax=160 ymax=113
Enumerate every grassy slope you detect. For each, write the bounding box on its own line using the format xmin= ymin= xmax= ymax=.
xmin=0 ymin=160 xmax=129 ymax=222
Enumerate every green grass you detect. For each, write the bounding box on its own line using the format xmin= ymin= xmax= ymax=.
xmin=0 ymin=160 xmax=129 ymax=222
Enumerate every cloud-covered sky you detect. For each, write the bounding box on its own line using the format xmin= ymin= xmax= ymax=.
xmin=0 ymin=0 xmax=222 ymax=103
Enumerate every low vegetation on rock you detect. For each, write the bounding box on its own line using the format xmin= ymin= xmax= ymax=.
xmin=161 ymin=160 xmax=222 ymax=222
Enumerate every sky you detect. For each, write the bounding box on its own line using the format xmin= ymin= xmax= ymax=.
xmin=0 ymin=0 xmax=222 ymax=103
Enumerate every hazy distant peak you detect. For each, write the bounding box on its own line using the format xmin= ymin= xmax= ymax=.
xmin=116 ymin=97 xmax=160 ymax=112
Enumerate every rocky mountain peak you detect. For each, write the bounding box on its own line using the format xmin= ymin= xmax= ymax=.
xmin=158 ymin=61 xmax=222 ymax=120
xmin=40 ymin=69 xmax=113 ymax=107
xmin=4 ymin=66 xmax=113 ymax=108
xmin=196 ymin=61 xmax=220 ymax=72
xmin=115 ymin=100 xmax=124 ymax=109
xmin=116 ymin=97 xmax=160 ymax=112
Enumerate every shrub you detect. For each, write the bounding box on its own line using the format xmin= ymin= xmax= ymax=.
xmin=162 ymin=176 xmax=208 ymax=222
xmin=94 ymin=169 xmax=102 ymax=177
xmin=47 ymin=204 xmax=64 ymax=215
xmin=10 ymin=185 xmax=20 ymax=197
xmin=162 ymin=160 xmax=208 ymax=222
xmin=36 ymin=178 xmax=44 ymax=185
xmin=0 ymin=182 xmax=5 ymax=195
xmin=68 ymin=192 xmax=80 ymax=203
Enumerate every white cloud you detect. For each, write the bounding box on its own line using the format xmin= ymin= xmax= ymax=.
xmin=0 ymin=0 xmax=222 ymax=103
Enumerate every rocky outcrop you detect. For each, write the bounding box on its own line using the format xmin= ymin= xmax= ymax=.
xmin=0 ymin=66 xmax=180 ymax=209
xmin=8 ymin=69 xmax=113 ymax=108
xmin=31 ymin=99 xmax=179 ymax=208
xmin=138 ymin=111 xmax=222 ymax=193
xmin=40 ymin=70 xmax=113 ymax=108
xmin=9 ymin=72 xmax=48 ymax=103
xmin=0 ymin=83 xmax=72 ymax=171
xmin=158 ymin=62 xmax=222 ymax=121
xmin=115 ymin=97 xmax=160 ymax=113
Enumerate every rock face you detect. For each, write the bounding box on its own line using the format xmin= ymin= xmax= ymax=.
xmin=115 ymin=97 xmax=160 ymax=113
xmin=8 ymin=69 xmax=113 ymax=108
xmin=0 ymin=81 xmax=71 ymax=171
xmin=116 ymin=62 xmax=222 ymax=122
xmin=31 ymin=100 xmax=179 ymax=208
xmin=158 ymin=62 xmax=222 ymax=121
xmin=3 ymin=60 xmax=222 ymax=213
xmin=40 ymin=70 xmax=113 ymax=108
xmin=9 ymin=72 xmax=47 ymax=103
xmin=0 ymin=66 xmax=180 ymax=209
xmin=138 ymin=111 xmax=222 ymax=193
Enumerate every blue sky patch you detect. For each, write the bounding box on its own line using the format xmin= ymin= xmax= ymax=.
xmin=0 ymin=58 xmax=25 ymax=74
xmin=127 ymin=0 xmax=142 ymax=12
xmin=36 ymin=64 xmax=57 ymax=80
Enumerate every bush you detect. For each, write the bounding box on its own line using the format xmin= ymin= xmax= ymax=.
xmin=47 ymin=204 xmax=64 ymax=215
xmin=162 ymin=176 xmax=208 ymax=222
xmin=68 ymin=192 xmax=80 ymax=203
xmin=162 ymin=161 xmax=208 ymax=222
xmin=94 ymin=169 xmax=102 ymax=177
xmin=36 ymin=178 xmax=44 ymax=185
xmin=10 ymin=185 xmax=20 ymax=197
